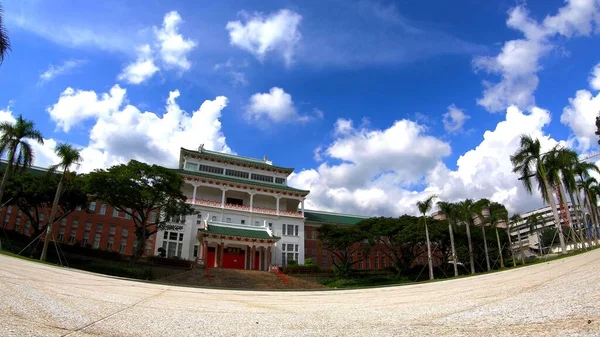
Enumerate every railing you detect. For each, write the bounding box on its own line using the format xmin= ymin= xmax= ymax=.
xmin=187 ymin=198 xmax=303 ymax=218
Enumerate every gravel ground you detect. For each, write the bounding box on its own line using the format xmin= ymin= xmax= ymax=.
xmin=1 ymin=251 xmax=599 ymax=337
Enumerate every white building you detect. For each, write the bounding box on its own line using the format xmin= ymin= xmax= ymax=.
xmin=155 ymin=147 xmax=309 ymax=270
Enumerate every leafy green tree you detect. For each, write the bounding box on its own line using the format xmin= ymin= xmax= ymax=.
xmin=0 ymin=115 xmax=44 ymax=209
xmin=1 ymin=169 xmax=89 ymax=237
xmin=87 ymin=160 xmax=194 ymax=263
xmin=317 ymin=223 xmax=369 ymax=278
xmin=40 ymin=143 xmax=83 ymax=261
xmin=416 ymin=195 xmax=436 ymax=280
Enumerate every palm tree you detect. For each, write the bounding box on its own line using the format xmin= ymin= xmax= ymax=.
xmin=488 ymin=202 xmax=508 ymax=268
xmin=473 ymin=198 xmax=491 ymax=271
xmin=417 ymin=195 xmax=436 ymax=280
xmin=573 ymin=161 xmax=600 ymax=244
xmin=457 ymin=199 xmax=476 ymax=274
xmin=510 ymin=213 xmax=525 ymax=265
xmin=503 ymin=212 xmax=517 ymax=267
xmin=40 ymin=143 xmax=83 ymax=261
xmin=0 ymin=115 xmax=44 ymax=205
xmin=579 ymin=177 xmax=600 ymax=242
xmin=0 ymin=2 xmax=10 ymax=65
xmin=560 ymin=149 xmax=590 ymax=249
xmin=510 ymin=135 xmax=567 ymax=254
xmin=526 ymin=213 xmax=544 ymax=255
xmin=437 ymin=201 xmax=459 ymax=277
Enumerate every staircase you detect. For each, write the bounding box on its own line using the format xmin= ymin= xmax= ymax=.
xmin=157 ymin=268 xmax=326 ymax=290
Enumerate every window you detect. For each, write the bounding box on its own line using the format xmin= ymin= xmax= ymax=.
xmin=96 ymin=224 xmax=103 ymax=232
xmin=254 ymin=220 xmax=259 ymax=226
xmin=283 ymin=224 xmax=299 ymax=236
xmin=89 ymin=201 xmax=96 ymax=212
xmin=3 ymin=214 xmax=9 ymax=228
xmin=226 ymin=197 xmax=243 ymax=206
xmin=198 ymin=164 xmax=224 ymax=175
xmin=121 ymin=228 xmax=128 ymax=237
xmin=120 ymin=238 xmax=127 ymax=253
xmin=226 ymin=217 xmax=231 ymax=223
xmin=99 ymin=204 xmax=107 ymax=215
xmin=93 ymin=234 xmax=101 ymax=249
xmin=150 ymin=212 xmax=157 ymax=223
xmin=169 ymin=232 xmax=178 ymax=240
xmin=58 ymin=228 xmax=65 ymax=242
xmin=185 ymin=162 xmax=199 ymax=171
xmin=39 ymin=214 xmax=45 ymax=223
xmin=241 ymin=219 xmax=245 ymax=225
xmin=83 ymin=232 xmax=90 ymax=246
xmin=275 ymin=177 xmax=285 ymax=184
xmin=109 ymin=225 xmax=116 ymax=235
xmin=60 ymin=218 xmax=67 ymax=226
xmin=281 ymin=244 xmax=299 ymax=266
xmin=311 ymin=231 xmax=317 ymax=240
xmin=196 ymin=213 xmax=202 ymax=225
xmin=112 ymin=208 xmax=119 ymax=217
xmin=193 ymin=245 xmax=199 ymax=258
xmin=179 ymin=233 xmax=184 ymax=241
xmin=268 ymin=222 xmax=273 ymax=229
xmin=145 ymin=240 xmax=152 ymax=256
xmin=69 ymin=229 xmax=76 ymax=244
xmin=107 ymin=237 xmax=114 ymax=251
xmin=85 ymin=222 xmax=91 ymax=230
xmin=24 ymin=221 xmax=31 ymax=235
xmin=211 ymin=215 xmax=217 ymax=221
xmin=72 ymin=219 xmax=79 ymax=228
xmin=250 ymin=173 xmax=273 ymax=183
xmin=125 ymin=208 xmax=132 ymax=220
xmin=225 ymin=169 xmax=249 ymax=179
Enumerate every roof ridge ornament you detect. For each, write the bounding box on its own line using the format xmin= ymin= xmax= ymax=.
xmin=198 ymin=144 xmax=204 ymax=152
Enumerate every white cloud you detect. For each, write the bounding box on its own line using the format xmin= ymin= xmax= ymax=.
xmin=246 ymin=87 xmax=299 ymax=123
xmin=474 ymin=1 xmax=600 ymax=113
xmin=589 ymin=63 xmax=600 ymax=90
xmin=47 ymin=85 xmax=127 ymax=133
xmin=39 ymin=85 xmax=232 ymax=173
xmin=117 ymin=45 xmax=159 ymax=84
xmin=38 ymin=60 xmax=87 ymax=84
xmin=289 ymin=105 xmax=564 ymax=216
xmin=561 ymin=89 xmax=600 ymax=152
xmin=214 ymin=58 xmax=249 ymax=86
xmin=226 ymin=9 xmax=302 ymax=65
xmin=442 ymin=105 xmax=470 ymax=133
xmin=155 ymin=11 xmax=197 ymax=71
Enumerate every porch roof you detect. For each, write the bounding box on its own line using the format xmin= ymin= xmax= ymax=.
xmin=202 ymin=223 xmax=280 ymax=241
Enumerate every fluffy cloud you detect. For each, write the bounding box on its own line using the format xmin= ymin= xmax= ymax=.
xmin=38 ymin=60 xmax=87 ymax=84
xmin=226 ymin=9 xmax=302 ymax=65
xmin=118 ymin=11 xmax=196 ymax=84
xmin=117 ymin=45 xmax=159 ymax=84
xmin=290 ymin=105 xmax=563 ymax=216
xmin=246 ymin=87 xmax=298 ymax=123
xmin=155 ymin=11 xmax=197 ymax=71
xmin=474 ymin=1 xmax=600 ymax=113
xmin=589 ymin=63 xmax=600 ymax=90
xmin=41 ymin=84 xmax=231 ymax=172
xmin=560 ymin=89 xmax=600 ymax=152
xmin=442 ymin=105 xmax=470 ymax=133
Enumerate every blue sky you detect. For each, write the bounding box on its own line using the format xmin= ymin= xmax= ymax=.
xmin=1 ymin=0 xmax=600 ymax=216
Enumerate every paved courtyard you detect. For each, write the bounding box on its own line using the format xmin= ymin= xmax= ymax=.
xmin=1 ymin=251 xmax=600 ymax=337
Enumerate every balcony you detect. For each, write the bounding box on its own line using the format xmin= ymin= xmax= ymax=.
xmin=187 ymin=198 xmax=303 ymax=218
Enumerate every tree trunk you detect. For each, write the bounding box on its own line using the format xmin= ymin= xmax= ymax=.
xmin=495 ymin=227 xmax=504 ymax=268
xmin=585 ymin=190 xmax=599 ymax=243
xmin=481 ymin=224 xmax=491 ymax=271
xmin=577 ymin=188 xmax=593 ymax=248
xmin=0 ymin=147 xmax=16 ymax=206
xmin=516 ymin=225 xmax=525 ymax=264
xmin=424 ymin=218 xmax=434 ymax=280
xmin=558 ymin=182 xmax=578 ymax=250
xmin=568 ymin=189 xmax=587 ymax=249
xmin=465 ymin=221 xmax=475 ymax=274
xmin=506 ymin=223 xmax=517 ymax=267
xmin=448 ymin=221 xmax=458 ymax=277
xmin=543 ymin=178 xmax=567 ymax=254
xmin=40 ymin=174 xmax=65 ymax=261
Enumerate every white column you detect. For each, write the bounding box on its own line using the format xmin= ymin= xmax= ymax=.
xmin=192 ymin=184 xmax=198 ymax=201
xmin=221 ymin=188 xmax=226 ymax=208
xmin=249 ymin=193 xmax=254 ymax=212
xmin=301 ymin=199 xmax=305 ymax=217
xmin=276 ymin=197 xmax=280 ymax=216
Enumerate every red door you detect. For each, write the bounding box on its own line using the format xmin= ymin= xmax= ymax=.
xmin=206 ymin=247 xmax=216 ymax=268
xmin=222 ymin=248 xmax=245 ymax=269
xmin=253 ymin=251 xmax=260 ymax=270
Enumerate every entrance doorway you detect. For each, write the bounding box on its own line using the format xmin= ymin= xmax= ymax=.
xmin=222 ymin=247 xmax=245 ymax=269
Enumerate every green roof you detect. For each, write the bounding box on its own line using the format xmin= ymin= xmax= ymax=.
xmin=174 ymin=168 xmax=310 ymax=195
xmin=181 ymin=148 xmax=294 ymax=174
xmin=304 ymin=210 xmax=369 ymax=225
xmin=0 ymin=161 xmax=51 ymax=176
xmin=204 ymin=224 xmax=279 ymax=240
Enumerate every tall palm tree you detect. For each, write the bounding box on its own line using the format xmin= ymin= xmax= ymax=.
xmin=0 ymin=115 xmax=44 ymax=204
xmin=488 ymin=202 xmax=508 ymax=268
xmin=510 ymin=135 xmax=567 ymax=254
xmin=560 ymin=149 xmax=590 ymax=249
xmin=417 ymin=195 xmax=436 ymax=281
xmin=573 ymin=161 xmax=600 ymax=244
xmin=40 ymin=143 xmax=83 ymax=261
xmin=579 ymin=177 xmax=600 ymax=242
xmin=437 ymin=201 xmax=458 ymax=277
xmin=473 ymin=198 xmax=492 ymax=271
xmin=457 ymin=199 xmax=476 ymax=274
xmin=503 ymin=211 xmax=517 ymax=267
xmin=589 ymin=184 xmax=600 ymax=242
xmin=0 ymin=2 xmax=10 ymax=65
xmin=510 ymin=213 xmax=525 ymax=265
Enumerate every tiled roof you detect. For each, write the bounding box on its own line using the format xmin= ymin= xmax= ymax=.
xmin=174 ymin=169 xmax=310 ymax=195
xmin=304 ymin=210 xmax=369 ymax=225
xmin=203 ymin=224 xmax=279 ymax=240
xmin=180 ymin=148 xmax=294 ymax=174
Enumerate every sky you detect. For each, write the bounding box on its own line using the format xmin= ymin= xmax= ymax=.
xmin=1 ymin=0 xmax=600 ymax=217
